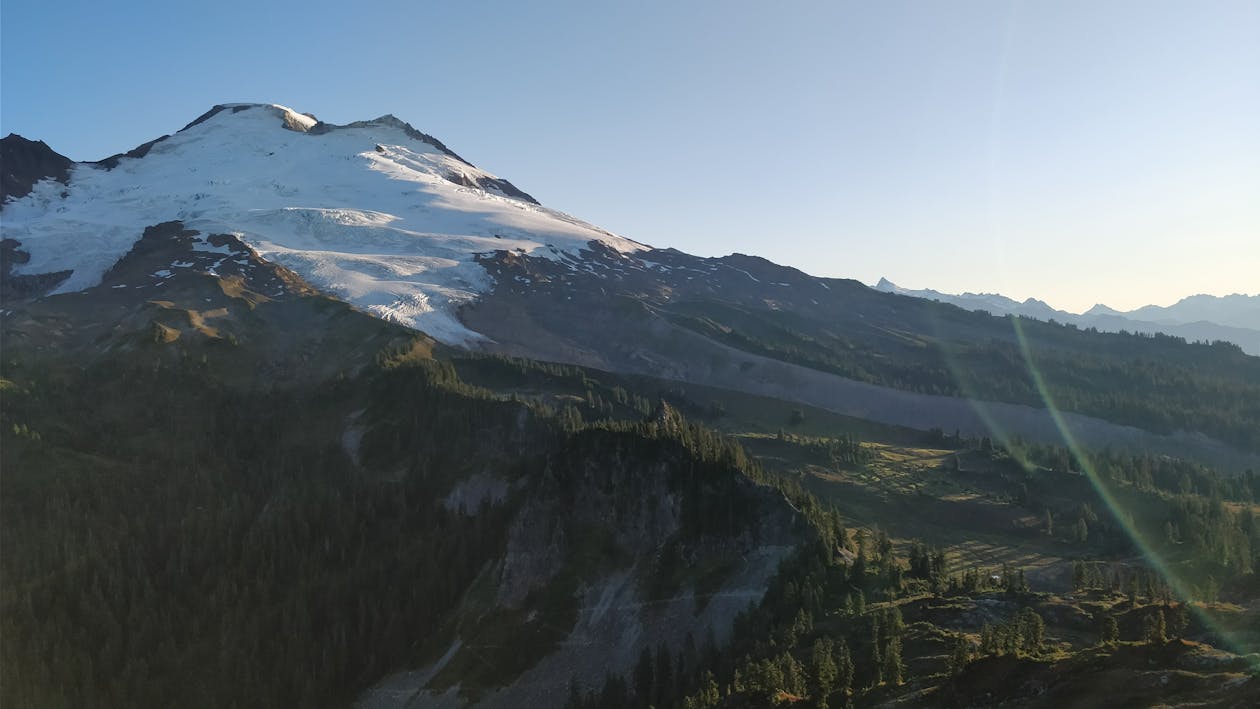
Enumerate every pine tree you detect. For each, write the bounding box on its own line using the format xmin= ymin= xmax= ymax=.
xmin=565 ymin=678 xmax=584 ymax=709
xmin=633 ymin=647 xmax=654 ymax=708
xmin=785 ymin=651 xmax=807 ymax=696
xmin=1169 ymin=604 xmax=1190 ymax=638
xmin=810 ymin=638 xmax=837 ymax=700
xmin=946 ymin=633 xmax=971 ymax=676
xmin=1100 ymin=614 xmax=1119 ymax=645
xmin=884 ymin=636 xmax=904 ymax=686
xmin=886 ymin=605 xmax=905 ymax=637
xmin=868 ymin=619 xmax=883 ymax=686
xmin=1019 ymin=608 xmax=1045 ymax=653
xmin=1144 ymin=610 xmax=1167 ymax=644
xmin=599 ymin=672 xmax=629 ymax=709
xmin=980 ymin=623 xmax=996 ymax=655
xmin=835 ymin=639 xmax=854 ymax=706
xmin=699 ymin=670 xmax=720 ymax=709
xmin=654 ymin=643 xmax=674 ymax=708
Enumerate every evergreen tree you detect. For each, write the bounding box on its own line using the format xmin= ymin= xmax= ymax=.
xmin=780 ymin=652 xmax=806 ymax=697
xmin=1100 ymin=614 xmax=1120 ymax=645
xmin=835 ymin=639 xmax=854 ymax=707
xmin=1019 ymin=608 xmax=1045 ymax=653
xmin=1169 ymin=604 xmax=1191 ymax=639
xmin=946 ymin=633 xmax=971 ymax=676
xmin=599 ymin=672 xmax=629 ymax=709
xmin=1074 ymin=517 xmax=1089 ymax=543
xmin=810 ymin=638 xmax=838 ymax=700
xmin=655 ymin=643 xmax=675 ymax=708
xmin=980 ymin=623 xmax=997 ymax=655
xmin=868 ymin=619 xmax=883 ymax=686
xmin=633 ymin=647 xmax=655 ymax=708
xmin=1144 ymin=610 xmax=1167 ymax=644
xmin=565 ymin=678 xmax=584 ymax=709
xmin=884 ymin=636 xmax=905 ymax=686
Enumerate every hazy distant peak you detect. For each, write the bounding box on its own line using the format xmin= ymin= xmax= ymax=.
xmin=1084 ymin=303 xmax=1122 ymax=317
xmin=869 ymin=279 xmax=1260 ymax=355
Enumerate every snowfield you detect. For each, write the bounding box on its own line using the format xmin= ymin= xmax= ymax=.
xmin=2 ymin=103 xmax=644 ymax=344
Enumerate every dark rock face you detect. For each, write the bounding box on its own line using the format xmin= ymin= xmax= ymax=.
xmin=443 ymin=170 xmax=540 ymax=204
xmin=97 ymin=220 xmax=309 ymax=299
xmin=0 ymin=134 xmax=73 ymax=206
xmin=309 ymin=113 xmax=469 ymax=162
xmin=474 ymin=175 xmax=539 ymax=205
xmin=0 ymin=238 xmax=71 ymax=300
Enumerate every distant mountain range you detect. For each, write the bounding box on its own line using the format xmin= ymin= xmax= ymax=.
xmin=874 ymin=278 xmax=1260 ymax=356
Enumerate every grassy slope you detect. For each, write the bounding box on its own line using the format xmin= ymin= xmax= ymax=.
xmin=454 ymin=354 xmax=1260 ymax=707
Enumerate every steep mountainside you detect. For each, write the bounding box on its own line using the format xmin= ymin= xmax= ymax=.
xmin=0 ymin=227 xmax=804 ymax=708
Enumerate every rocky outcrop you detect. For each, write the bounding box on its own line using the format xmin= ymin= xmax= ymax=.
xmin=359 ymin=431 xmax=804 ymax=709
xmin=442 ymin=170 xmax=539 ymax=205
xmin=0 ymin=238 xmax=71 ymax=299
xmin=1 ymin=134 xmax=72 ymax=206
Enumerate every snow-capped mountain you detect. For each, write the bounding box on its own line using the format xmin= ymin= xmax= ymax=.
xmin=2 ymin=103 xmax=642 ymax=343
xmin=5 ymin=103 xmax=1258 ymax=471
xmin=874 ymin=277 xmax=1260 ymax=356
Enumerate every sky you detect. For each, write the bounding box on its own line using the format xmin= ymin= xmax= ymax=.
xmin=3 ymin=1 xmax=1257 ymax=312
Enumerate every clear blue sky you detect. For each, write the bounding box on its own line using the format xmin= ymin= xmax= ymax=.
xmin=3 ymin=0 xmax=1257 ymax=311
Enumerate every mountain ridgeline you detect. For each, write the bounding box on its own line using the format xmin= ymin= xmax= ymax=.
xmin=3 ymin=104 xmax=1260 ymax=708
xmin=874 ymin=277 xmax=1260 ymax=357
xmin=468 ymin=246 xmax=1260 ymax=463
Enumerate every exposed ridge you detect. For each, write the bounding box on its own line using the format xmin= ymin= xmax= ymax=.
xmin=0 ymin=134 xmax=73 ymax=207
